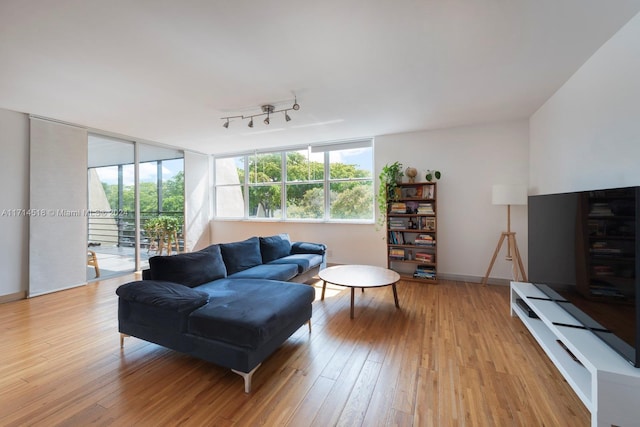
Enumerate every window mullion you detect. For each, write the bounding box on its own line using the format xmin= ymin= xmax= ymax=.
xmin=281 ymin=152 xmax=286 ymax=220
xmin=324 ymin=151 xmax=330 ymax=220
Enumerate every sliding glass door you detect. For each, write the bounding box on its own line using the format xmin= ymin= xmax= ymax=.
xmin=87 ymin=135 xmax=184 ymax=280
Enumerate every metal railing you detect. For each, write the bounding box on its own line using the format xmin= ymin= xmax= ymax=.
xmin=88 ymin=211 xmax=184 ymax=252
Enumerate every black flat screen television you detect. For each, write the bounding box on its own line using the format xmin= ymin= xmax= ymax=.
xmin=528 ymin=186 xmax=640 ymax=367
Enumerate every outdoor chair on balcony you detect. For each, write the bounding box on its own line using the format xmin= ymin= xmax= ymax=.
xmin=88 ymin=250 xmax=100 ymax=278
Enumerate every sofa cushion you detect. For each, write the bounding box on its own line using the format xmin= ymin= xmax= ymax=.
xmin=227 ymin=263 xmax=298 ymax=281
xmin=259 ymin=234 xmax=292 ymax=263
xmin=188 ymin=279 xmax=315 ymax=350
xmin=268 ymin=253 xmax=323 ymax=274
xmin=116 ymin=280 xmax=209 ymax=313
xmin=220 ymin=237 xmax=262 ymax=275
xmin=291 ymin=241 xmax=326 ymax=255
xmin=149 ymin=245 xmax=227 ymax=288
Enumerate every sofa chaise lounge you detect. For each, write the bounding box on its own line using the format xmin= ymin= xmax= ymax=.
xmin=116 ymin=234 xmax=326 ymax=392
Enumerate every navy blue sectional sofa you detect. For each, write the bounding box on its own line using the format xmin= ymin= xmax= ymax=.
xmin=116 ymin=234 xmax=326 ymax=392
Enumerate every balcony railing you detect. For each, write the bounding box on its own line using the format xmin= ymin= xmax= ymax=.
xmin=88 ymin=211 xmax=184 ymax=253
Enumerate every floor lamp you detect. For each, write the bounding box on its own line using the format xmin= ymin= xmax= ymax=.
xmin=482 ymin=184 xmax=528 ymax=285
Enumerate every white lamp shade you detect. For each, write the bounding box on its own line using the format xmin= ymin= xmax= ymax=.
xmin=492 ymin=184 xmax=527 ymax=205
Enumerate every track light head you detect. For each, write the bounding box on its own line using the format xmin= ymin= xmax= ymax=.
xmin=292 ymin=98 xmax=300 ymax=111
xmin=248 ymin=117 xmax=254 ymax=128
xmin=264 ymin=116 xmax=270 ymax=125
xmin=285 ymin=111 xmax=291 ymax=122
xmin=223 ymin=119 xmax=229 ymax=128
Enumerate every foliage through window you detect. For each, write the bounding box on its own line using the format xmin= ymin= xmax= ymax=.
xmin=214 ymin=140 xmax=373 ymax=222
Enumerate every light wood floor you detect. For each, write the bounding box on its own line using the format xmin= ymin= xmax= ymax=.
xmin=0 ymin=275 xmax=589 ymax=426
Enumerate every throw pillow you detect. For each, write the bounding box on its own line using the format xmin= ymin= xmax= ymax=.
xmin=149 ymin=244 xmax=227 ymax=287
xmin=260 ymin=235 xmax=292 ymax=263
xmin=220 ymin=236 xmax=262 ymax=274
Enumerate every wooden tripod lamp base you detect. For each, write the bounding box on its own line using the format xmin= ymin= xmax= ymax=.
xmin=482 ymin=231 xmax=527 ymax=285
xmin=483 ymin=185 xmax=528 ymax=286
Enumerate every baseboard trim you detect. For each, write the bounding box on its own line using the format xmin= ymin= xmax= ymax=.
xmin=0 ymin=291 xmax=28 ymax=304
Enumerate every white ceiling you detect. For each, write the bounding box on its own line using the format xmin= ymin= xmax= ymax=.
xmin=1 ymin=1 xmax=640 ymax=155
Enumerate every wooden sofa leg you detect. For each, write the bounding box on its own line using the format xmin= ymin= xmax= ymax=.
xmin=120 ymin=333 xmax=130 ymax=348
xmin=232 ymin=363 xmax=261 ymax=393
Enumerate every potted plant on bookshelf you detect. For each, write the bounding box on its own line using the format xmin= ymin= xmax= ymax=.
xmin=425 ymin=170 xmax=441 ymax=182
xmin=377 ymin=161 xmax=404 ymax=229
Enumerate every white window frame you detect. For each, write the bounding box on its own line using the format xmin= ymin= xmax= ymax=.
xmin=213 ymin=139 xmax=374 ymax=223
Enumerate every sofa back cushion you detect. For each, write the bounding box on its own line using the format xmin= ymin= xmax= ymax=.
xmin=220 ymin=236 xmax=262 ymax=275
xmin=259 ymin=234 xmax=292 ymax=263
xmin=149 ymin=244 xmax=227 ymax=288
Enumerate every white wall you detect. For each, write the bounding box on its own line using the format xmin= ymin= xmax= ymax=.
xmin=211 ymin=119 xmax=529 ymax=283
xmin=376 ymin=120 xmax=529 ymax=282
xmin=530 ymin=12 xmax=640 ymax=195
xmin=184 ymin=151 xmax=212 ymax=251
xmin=0 ymin=108 xmax=29 ymax=299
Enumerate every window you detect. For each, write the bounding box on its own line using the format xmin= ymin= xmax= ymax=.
xmin=214 ymin=140 xmax=373 ymax=222
xmin=249 ymin=152 xmax=282 ymax=219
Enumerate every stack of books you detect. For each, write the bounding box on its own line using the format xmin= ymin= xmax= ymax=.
xmin=389 ymin=248 xmax=405 ymax=260
xmin=390 ymin=202 xmax=407 ymax=213
xmin=413 ymin=266 xmax=436 ymax=280
xmin=589 ymin=203 xmax=613 ymax=217
xmin=389 ymin=219 xmax=404 ymax=229
xmin=414 ymin=252 xmax=434 ymax=263
xmin=417 ymin=203 xmax=434 ymax=215
xmin=414 ymin=234 xmax=435 ymax=246
xmin=590 ymin=241 xmax=621 ymax=255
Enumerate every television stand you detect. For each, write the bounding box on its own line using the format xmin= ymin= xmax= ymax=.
xmin=510 ymin=281 xmax=640 ymax=427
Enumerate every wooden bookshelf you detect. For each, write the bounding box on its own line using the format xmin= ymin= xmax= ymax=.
xmin=386 ymin=181 xmax=437 ymax=283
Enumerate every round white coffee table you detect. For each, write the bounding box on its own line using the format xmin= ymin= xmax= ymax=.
xmin=318 ymin=264 xmax=401 ymax=319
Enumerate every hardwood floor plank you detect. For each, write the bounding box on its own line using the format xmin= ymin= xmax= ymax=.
xmin=0 ymin=276 xmax=590 ymax=426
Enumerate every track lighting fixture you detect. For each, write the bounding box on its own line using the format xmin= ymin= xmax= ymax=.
xmin=220 ymin=97 xmax=300 ymax=128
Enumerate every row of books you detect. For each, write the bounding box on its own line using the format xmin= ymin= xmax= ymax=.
xmin=388 ymin=231 xmax=406 ymax=244
xmin=389 ymin=248 xmax=405 ymax=259
xmin=413 ymin=266 xmax=436 ymax=279
xmin=388 ymin=232 xmax=436 ymax=247
xmin=388 ymin=217 xmax=436 ymax=231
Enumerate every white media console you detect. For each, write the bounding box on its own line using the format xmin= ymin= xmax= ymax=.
xmin=510 ymin=281 xmax=640 ymax=427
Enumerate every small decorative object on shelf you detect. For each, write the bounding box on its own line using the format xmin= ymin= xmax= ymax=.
xmin=405 ymin=167 xmax=418 ymax=183
xmin=385 ymin=181 xmax=437 ymax=283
